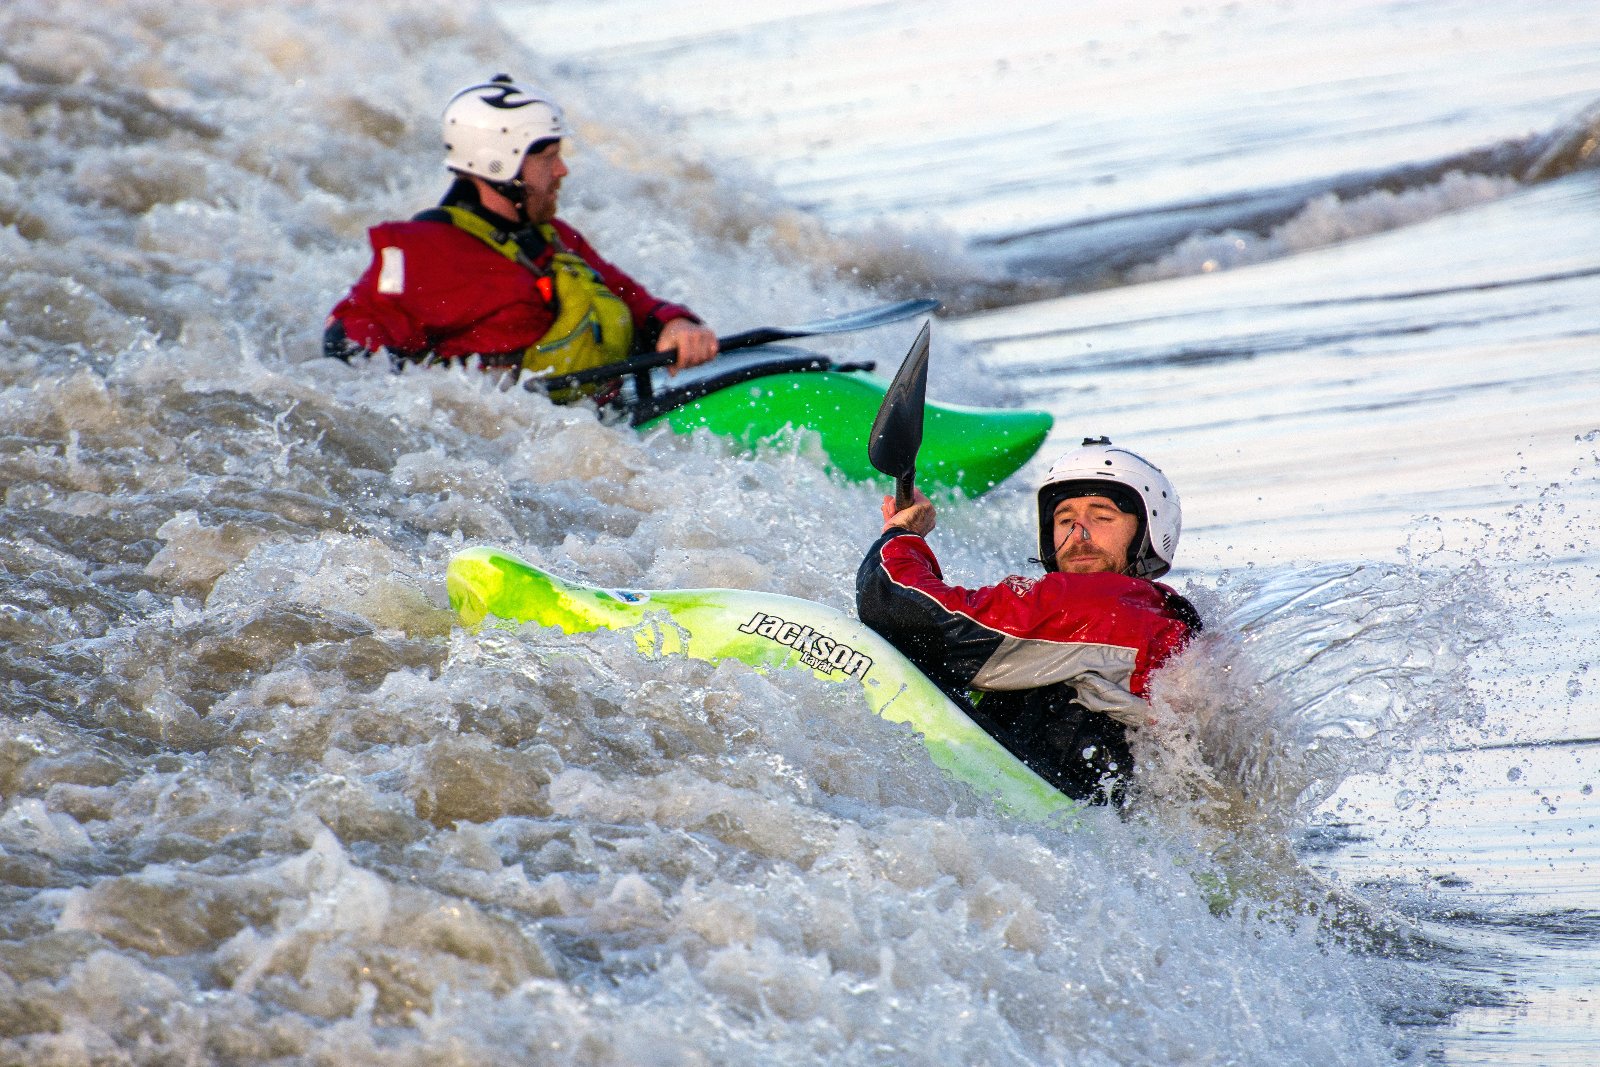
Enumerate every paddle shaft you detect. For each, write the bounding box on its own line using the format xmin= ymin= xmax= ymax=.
xmin=895 ymin=472 xmax=916 ymax=512
xmin=526 ymin=298 xmax=939 ymax=396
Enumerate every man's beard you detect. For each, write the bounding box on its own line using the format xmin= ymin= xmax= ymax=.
xmin=523 ymin=187 xmax=559 ymax=223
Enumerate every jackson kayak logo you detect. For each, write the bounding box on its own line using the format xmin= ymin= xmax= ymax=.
xmin=736 ymin=611 xmax=874 ymax=679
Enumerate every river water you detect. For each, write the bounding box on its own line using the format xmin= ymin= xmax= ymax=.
xmin=2 ymin=0 xmax=1598 ymax=1063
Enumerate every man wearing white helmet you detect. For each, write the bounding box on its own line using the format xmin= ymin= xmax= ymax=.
xmin=856 ymin=437 xmax=1202 ymax=804
xmin=325 ymin=76 xmax=718 ymax=394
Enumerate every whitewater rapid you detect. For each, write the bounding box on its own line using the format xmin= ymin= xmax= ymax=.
xmin=4 ymin=0 xmax=1599 ymax=1063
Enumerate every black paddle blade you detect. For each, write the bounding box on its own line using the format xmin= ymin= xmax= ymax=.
xmin=867 ymin=320 xmax=931 ymax=508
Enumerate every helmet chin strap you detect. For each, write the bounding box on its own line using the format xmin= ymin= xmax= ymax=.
xmin=484 ymin=177 xmax=530 ymax=222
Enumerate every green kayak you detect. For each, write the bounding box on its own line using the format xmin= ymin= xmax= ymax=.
xmin=629 ymin=347 xmax=1053 ymax=497
xmin=527 ymin=300 xmax=1051 ymax=497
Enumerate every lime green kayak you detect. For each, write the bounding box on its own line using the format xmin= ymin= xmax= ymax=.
xmin=446 ymin=546 xmax=1079 ymax=824
xmin=629 ymin=349 xmax=1052 ymax=498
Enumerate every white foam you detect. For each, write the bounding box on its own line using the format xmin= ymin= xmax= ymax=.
xmin=1130 ymin=171 xmax=1520 ymax=282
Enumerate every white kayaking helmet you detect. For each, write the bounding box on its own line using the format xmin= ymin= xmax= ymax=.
xmin=1036 ymin=436 xmax=1181 ymax=579
xmin=442 ymin=75 xmax=568 ymax=181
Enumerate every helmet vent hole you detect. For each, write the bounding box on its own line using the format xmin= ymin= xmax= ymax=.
xmin=488 ymin=160 xmax=503 ymax=174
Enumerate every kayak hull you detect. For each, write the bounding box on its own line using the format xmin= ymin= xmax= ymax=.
xmin=447 ymin=546 xmax=1079 ymax=823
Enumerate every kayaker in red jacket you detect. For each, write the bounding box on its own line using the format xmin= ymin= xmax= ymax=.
xmin=325 ymin=75 xmax=717 ymax=394
xmin=856 ymin=437 xmax=1202 ymax=804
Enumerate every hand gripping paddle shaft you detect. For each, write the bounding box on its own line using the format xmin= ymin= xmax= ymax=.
xmin=867 ymin=320 xmax=931 ymax=511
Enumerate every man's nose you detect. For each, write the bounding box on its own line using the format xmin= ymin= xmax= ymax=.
xmin=1072 ymin=522 xmax=1090 ymax=542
